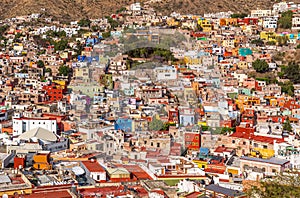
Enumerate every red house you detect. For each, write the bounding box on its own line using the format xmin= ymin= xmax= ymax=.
xmin=236 ymin=123 xmax=255 ymax=134
xmin=238 ymin=17 xmax=258 ymax=26
xmin=184 ymin=131 xmax=201 ymax=151
xmin=14 ymin=154 xmax=26 ymax=169
xmin=168 ymin=108 xmax=179 ymax=123
xmin=241 ymin=109 xmax=256 ymax=126
xmin=43 ymin=83 xmax=64 ymax=102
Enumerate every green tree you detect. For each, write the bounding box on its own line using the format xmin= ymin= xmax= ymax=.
xmin=58 ymin=65 xmax=71 ymax=76
xmin=283 ymin=118 xmax=292 ymax=132
xmin=231 ymin=13 xmax=248 ymax=19
xmin=101 ymin=31 xmax=111 ymax=39
xmin=276 ymin=36 xmax=289 ymax=46
xmin=278 ymin=10 xmax=293 ymax=29
xmin=279 ymin=81 xmax=294 ymax=96
xmin=266 ymin=41 xmax=276 ymax=45
xmin=45 ymin=68 xmax=52 ymax=74
xmin=37 ymin=60 xmax=45 ymax=68
xmin=252 ymin=59 xmax=269 ymax=73
xmin=0 ymin=25 xmax=8 ymax=39
xmin=149 ymin=117 xmax=164 ymax=131
xmin=14 ymin=33 xmax=22 ymax=42
xmin=54 ymin=39 xmax=68 ymax=51
xmin=105 ymin=16 xmax=119 ymax=29
xmin=78 ymin=18 xmax=91 ymax=27
xmin=251 ymin=39 xmax=264 ymax=46
xmin=248 ymin=174 xmax=300 ymax=198
xmin=91 ymin=25 xmax=99 ymax=32
xmin=284 ymin=62 xmax=300 ymax=83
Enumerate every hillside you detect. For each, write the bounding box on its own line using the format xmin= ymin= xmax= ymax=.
xmin=0 ymin=0 xmax=140 ymax=21
xmin=1 ymin=0 xmax=300 ymax=21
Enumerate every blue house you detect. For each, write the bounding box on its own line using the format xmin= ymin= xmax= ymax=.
xmin=239 ymin=48 xmax=253 ymax=57
xmin=115 ymin=118 xmax=133 ymax=132
xmin=86 ymin=38 xmax=99 ymax=46
xmin=78 ymin=55 xmax=87 ymax=62
xmin=179 ymin=108 xmax=195 ymax=126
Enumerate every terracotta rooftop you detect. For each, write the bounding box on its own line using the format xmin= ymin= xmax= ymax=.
xmin=22 ymin=188 xmax=72 ymax=198
xmin=81 ymin=160 xmax=105 ymax=172
xmin=230 ymin=131 xmax=285 ymax=144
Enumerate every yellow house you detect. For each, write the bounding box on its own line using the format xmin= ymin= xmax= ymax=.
xmin=198 ymin=121 xmax=207 ymax=126
xmin=13 ymin=43 xmax=23 ymax=51
xmin=184 ymin=56 xmax=202 ymax=65
xmin=167 ymin=18 xmax=180 ymax=27
xmin=198 ymin=18 xmax=213 ymax=32
xmin=83 ymin=32 xmax=92 ymax=38
xmin=227 ymin=166 xmax=240 ymax=176
xmin=222 ymin=39 xmax=235 ymax=48
xmin=193 ymin=160 xmax=208 ymax=169
xmin=236 ymin=95 xmax=260 ymax=112
xmin=52 ymin=80 xmax=67 ymax=90
xmin=260 ymin=31 xmax=277 ymax=42
xmin=250 ymin=148 xmax=275 ymax=159
xmin=237 ymin=61 xmax=248 ymax=70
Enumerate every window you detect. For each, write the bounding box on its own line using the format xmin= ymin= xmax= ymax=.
xmin=157 ymin=143 xmax=160 ymax=148
xmin=195 ymin=136 xmax=199 ymax=140
xmin=254 ymin=143 xmax=258 ymax=147
xmin=243 ymin=141 xmax=246 ymax=145
xmin=218 ymin=138 xmax=221 ymax=141
xmin=151 ymin=142 xmax=153 ymax=146
xmin=263 ymin=145 xmax=268 ymax=149
xmin=272 ymin=169 xmax=277 ymax=173
xmin=232 ymin=140 xmax=235 ymax=144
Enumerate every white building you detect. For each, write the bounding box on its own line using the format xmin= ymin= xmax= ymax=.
xmin=251 ymin=9 xmax=272 ymax=18
xmin=154 ymin=65 xmax=177 ymax=81
xmin=292 ymin=14 xmax=300 ymax=30
xmin=263 ymin=17 xmax=278 ymax=29
xmin=272 ymin=2 xmax=289 ymax=14
xmin=12 ymin=117 xmax=57 ymax=136
xmin=130 ymin=3 xmax=142 ymax=11
xmin=81 ymin=160 xmax=106 ymax=182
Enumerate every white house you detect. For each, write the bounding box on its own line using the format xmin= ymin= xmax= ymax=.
xmin=12 ymin=116 xmax=57 ymax=136
xmin=130 ymin=3 xmax=141 ymax=11
xmin=263 ymin=17 xmax=278 ymax=29
xmin=81 ymin=160 xmax=106 ymax=182
xmin=251 ymin=9 xmax=272 ymax=18
xmin=292 ymin=14 xmax=300 ymax=30
xmin=154 ymin=65 xmax=177 ymax=81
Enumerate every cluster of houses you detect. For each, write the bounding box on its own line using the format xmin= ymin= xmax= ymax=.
xmin=1 ymin=1 xmax=300 ymax=198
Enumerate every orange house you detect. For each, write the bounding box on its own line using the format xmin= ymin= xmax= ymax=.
xmin=33 ymin=152 xmax=52 ymax=170
xmin=219 ymin=18 xmax=238 ymax=26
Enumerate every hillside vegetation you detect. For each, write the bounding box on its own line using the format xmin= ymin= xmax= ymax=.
xmin=1 ymin=0 xmax=300 ymax=21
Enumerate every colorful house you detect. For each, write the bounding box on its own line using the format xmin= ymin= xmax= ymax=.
xmin=198 ymin=18 xmax=213 ymax=32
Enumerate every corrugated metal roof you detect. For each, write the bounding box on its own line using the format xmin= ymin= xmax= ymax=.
xmin=205 ymin=184 xmax=245 ymax=197
xmin=0 ymin=175 xmax=11 ymax=184
xmin=240 ymin=156 xmax=289 ymax=165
